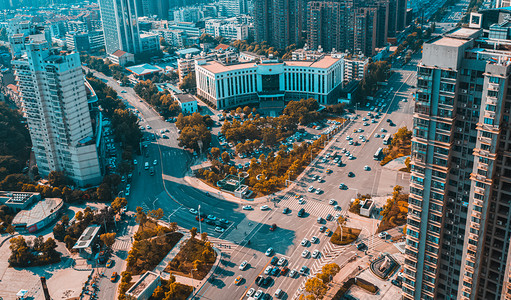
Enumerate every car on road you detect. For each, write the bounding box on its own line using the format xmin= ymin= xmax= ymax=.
xmin=379 ymin=231 xmax=388 ymax=238
xmin=133 ymin=159 xmax=137 ymax=165
xmin=242 ymin=205 xmax=253 ymax=210
xmin=219 ymin=218 xmax=229 ymax=224
xmin=254 ymin=290 xmax=263 ymax=299
xmin=260 ymin=205 xmax=270 ymax=210
xmin=283 ymin=207 xmax=290 ymax=214
xmin=214 ymin=227 xmax=225 ymax=233
xmin=265 ymin=266 xmax=272 ymax=275
xmin=298 ymin=208 xmax=305 ymax=217
xmin=153 ymin=159 xmax=158 ymax=165
xmin=348 ymin=172 xmax=355 ymax=177
xmin=111 ymin=272 xmax=118 ymax=282
xmin=289 ymin=269 xmax=297 ymax=278
xmin=247 ymin=288 xmax=255 ymax=297
xmin=312 ymin=250 xmax=320 ymax=258
xmin=301 ymin=238 xmax=308 ymax=246
xmin=239 ymin=261 xmax=248 ymax=270
xmin=357 ymin=242 xmax=367 ymax=250
xmin=329 ymin=199 xmax=336 ymax=205
xmin=265 ymin=247 xmax=274 ymax=256
xmin=311 ymin=236 xmax=319 ymax=244
xmin=307 ymin=186 xmax=314 ymax=192
xmin=144 ymin=162 xmax=149 ymax=170
xmin=106 ymin=259 xmax=113 ymax=268
xmin=207 ymin=215 xmax=216 ymax=220
xmin=189 ymin=208 xmax=197 ymax=214
xmin=301 ymin=249 xmax=310 ymax=258
xmin=364 ymin=165 xmax=371 ymax=171
xmin=234 ymin=275 xmax=243 ymax=285
xmin=195 ymin=215 xmax=204 ymax=222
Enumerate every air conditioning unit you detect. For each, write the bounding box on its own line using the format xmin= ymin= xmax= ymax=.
xmin=461 ymin=89 xmax=468 ymax=93
xmin=497 ymin=220 xmax=503 ymax=226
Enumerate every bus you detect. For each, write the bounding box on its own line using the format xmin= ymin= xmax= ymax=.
xmin=374 ymin=148 xmax=383 ymax=160
xmin=383 ymin=135 xmax=392 ymax=145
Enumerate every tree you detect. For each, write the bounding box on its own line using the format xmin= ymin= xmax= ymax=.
xmin=111 ymin=197 xmax=127 ymax=213
xmin=190 ymin=227 xmax=198 ymax=239
xmin=179 ymin=72 xmax=196 ymax=90
xmin=210 ymin=147 xmax=220 ymax=159
xmin=9 ymin=236 xmax=33 ymax=267
xmin=53 ymin=223 xmax=66 ymax=241
xmin=96 ymin=183 xmax=112 ymax=202
xmin=100 ymin=233 xmax=117 ymax=248
xmin=304 ymin=277 xmax=328 ymax=299
xmin=201 ymin=232 xmax=208 ymax=241
xmin=149 ymin=208 xmax=164 ymax=220
xmin=243 ymin=106 xmax=251 ymax=116
xmin=48 ymin=171 xmax=69 ymax=187
xmin=136 ymin=207 xmax=148 ymax=226
xmin=221 ymin=152 xmax=230 ymax=164
xmin=61 ymin=214 xmax=70 ymax=227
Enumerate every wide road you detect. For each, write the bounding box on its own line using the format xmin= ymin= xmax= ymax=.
xmin=86 ymin=64 xmax=416 ymax=299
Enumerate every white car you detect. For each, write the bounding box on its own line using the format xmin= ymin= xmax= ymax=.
xmin=260 ymin=205 xmax=270 ymax=211
xmin=247 ymin=288 xmax=255 ymax=297
xmin=380 ymin=128 xmax=387 ymax=132
xmin=277 ymin=257 xmax=286 ymax=266
xmin=189 ymin=208 xmax=198 ymax=214
xmin=214 ymin=227 xmax=225 ymax=233
xmin=153 ymin=159 xmax=158 ymax=165
xmin=379 ymin=231 xmax=388 ymax=238
xmin=349 ymin=155 xmax=354 ymax=160
xmin=265 ymin=247 xmax=274 ymax=256
xmin=242 ymin=205 xmax=253 ymax=210
xmin=239 ymin=261 xmax=248 ymax=270
xmin=329 ymin=199 xmax=336 ymax=205
xmin=133 ymin=159 xmax=138 ymax=165
xmin=264 ymin=266 xmax=272 ymax=275
xmin=311 ymin=236 xmax=319 ymax=243
xmin=146 ymin=125 xmax=151 ymax=129
xmin=364 ymin=165 xmax=371 ymax=171
xmin=315 ymin=188 xmax=322 ymax=195
xmin=298 ymin=198 xmax=306 ymax=204
xmin=301 ymin=238 xmax=308 ymax=246
xmin=302 ymin=249 xmax=310 ymax=258
xmin=254 ymin=290 xmax=263 ymax=299
xmin=308 ymin=186 xmax=315 ymax=192
xmin=317 ymin=176 xmax=322 ymax=182
xmin=346 ymin=136 xmax=351 ymax=140
xmin=312 ymin=250 xmax=320 ymax=258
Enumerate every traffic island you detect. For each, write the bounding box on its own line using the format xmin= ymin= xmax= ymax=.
xmin=330 ymin=217 xmax=361 ymax=245
xmin=165 ymin=237 xmax=217 ymax=280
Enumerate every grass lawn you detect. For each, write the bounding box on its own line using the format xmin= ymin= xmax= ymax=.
xmin=165 ymin=238 xmax=217 ymax=280
xmin=330 ymin=226 xmax=361 ymax=245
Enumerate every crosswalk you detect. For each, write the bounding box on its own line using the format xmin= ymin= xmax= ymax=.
xmin=207 ymin=236 xmax=239 ymax=256
xmin=112 ymin=238 xmax=132 ymax=251
xmin=279 ymin=197 xmax=339 ymax=219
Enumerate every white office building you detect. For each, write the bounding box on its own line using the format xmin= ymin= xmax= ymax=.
xmin=205 ymin=18 xmax=249 ymax=41
xmin=98 ymin=0 xmax=141 ymax=55
xmin=12 ymin=39 xmax=102 ymax=186
xmin=195 ymin=55 xmax=344 ymax=110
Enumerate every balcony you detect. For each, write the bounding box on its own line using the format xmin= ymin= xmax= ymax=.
xmin=468 ymin=244 xmax=477 ymax=252
xmin=472 ymin=211 xmax=482 ymax=219
xmin=474 ymin=199 xmax=484 ymax=207
xmin=469 ymin=233 xmax=479 ymax=242
xmin=488 ymin=82 xmax=500 ymax=92
xmin=484 ymin=111 xmax=496 ymax=119
xmin=486 ymin=96 xmax=497 ymax=105
xmin=475 ymin=187 xmax=485 ymax=195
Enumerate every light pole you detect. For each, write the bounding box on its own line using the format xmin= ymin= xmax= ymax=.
xmin=198 ymin=205 xmax=202 ymax=238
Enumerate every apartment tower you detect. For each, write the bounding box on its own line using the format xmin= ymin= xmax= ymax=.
xmin=98 ymin=0 xmax=141 ymax=55
xmin=404 ymin=12 xmax=511 ymax=300
xmin=11 ymin=39 xmax=102 ymax=186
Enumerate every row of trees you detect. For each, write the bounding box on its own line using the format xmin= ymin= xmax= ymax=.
xmin=230 ymin=40 xmax=298 ymax=59
xmin=9 ymin=235 xmax=60 ymax=267
xmin=133 ymin=80 xmax=182 ymax=118
xmin=175 ymin=113 xmax=213 ymax=152
xmin=300 ymin=263 xmax=340 ymax=299
xmin=151 ymin=275 xmax=193 ymax=300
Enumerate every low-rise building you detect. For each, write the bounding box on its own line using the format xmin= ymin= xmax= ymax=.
xmin=195 ymin=55 xmax=345 ymax=110
xmin=344 ymin=54 xmax=369 ymax=81
xmin=126 ymin=63 xmax=164 ymax=83
xmin=109 ymin=50 xmax=135 ymax=66
xmin=174 ymin=93 xmax=198 ymax=114
xmin=360 ymin=199 xmax=374 ymax=217
xmin=205 ymin=18 xmax=249 ymax=41
xmin=0 ymin=191 xmax=40 ymax=212
xmin=72 ymin=224 xmax=101 ymax=258
xmin=140 ymin=32 xmax=160 ymax=53
xmin=126 ymin=271 xmax=160 ymax=300
xmin=11 ymin=197 xmax=64 ymax=233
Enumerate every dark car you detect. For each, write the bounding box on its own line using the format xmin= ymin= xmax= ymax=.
xmin=348 ymin=172 xmax=355 ymax=177
xmin=271 ymin=267 xmax=280 ymax=276
xmin=262 ymin=293 xmax=271 ymax=300
xmin=271 ymin=256 xmax=278 ymax=265
xmin=387 ymin=118 xmax=391 ymax=122
xmin=255 ymin=275 xmax=264 ymax=286
xmin=215 ymin=221 xmax=228 ymax=229
xmin=326 ymin=214 xmax=333 ymax=221
xmin=205 ymin=219 xmax=215 ymax=225
xmin=357 ymin=242 xmax=367 ymax=251
xmin=195 ymin=216 xmax=204 ymax=222
xmin=298 ymin=208 xmax=305 ymax=217
xmin=319 ymin=225 xmax=327 ymax=232
xmin=283 ymin=207 xmax=290 ymax=214
xmin=263 ymin=276 xmax=272 ymax=286
xmin=391 ymin=279 xmax=402 ymax=287
xmin=270 ymin=223 xmax=277 ymax=231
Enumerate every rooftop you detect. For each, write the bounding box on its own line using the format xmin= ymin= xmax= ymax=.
xmin=447 ymin=27 xmax=481 ymax=39
xmin=12 ymin=198 xmax=63 ymax=227
xmin=126 ymin=271 xmax=159 ymax=297
xmin=175 ymin=93 xmax=197 ymax=103
xmin=431 ymin=37 xmax=470 ymax=47
xmin=126 ymin=64 xmax=163 ymax=76
xmin=72 ymin=225 xmax=101 ymax=249
xmin=175 ymin=48 xmax=201 ymax=56
xmin=199 ymin=60 xmax=256 ymax=73
xmin=0 ymin=191 xmax=39 ymax=205
xmin=111 ymin=50 xmax=127 ymax=58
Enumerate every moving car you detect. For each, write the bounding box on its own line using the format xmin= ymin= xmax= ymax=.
xmin=234 ymin=275 xmax=243 ymax=285
xmin=242 ymin=205 xmax=253 ymax=210
xmin=265 ymin=247 xmax=274 ymax=256
xmin=260 ymin=205 xmax=270 ymax=210
xmin=189 ymin=208 xmax=197 ymax=214
xmin=110 ymin=272 xmax=118 ymax=282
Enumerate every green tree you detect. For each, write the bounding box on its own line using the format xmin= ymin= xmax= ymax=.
xmin=190 ymin=227 xmax=198 ymax=239
xmin=111 ymin=197 xmax=127 ymax=213
xmin=179 ymin=72 xmax=196 ymax=91
xmin=100 ymin=232 xmax=117 ymax=248
xmin=201 ymin=232 xmax=208 ymax=242
xmin=48 ymin=171 xmax=69 ymax=187
xmin=221 ymin=152 xmax=230 ymax=164
xmin=53 ymin=223 xmax=66 ymax=241
xmin=96 ymin=183 xmax=112 ymax=202
xmin=9 ymin=236 xmax=33 ymax=267
xmin=136 ymin=207 xmax=148 ymax=226
xmin=149 ymin=208 xmax=164 ymax=220
xmin=210 ymin=147 xmax=220 ymax=159
xmin=304 ymin=277 xmax=328 ymax=299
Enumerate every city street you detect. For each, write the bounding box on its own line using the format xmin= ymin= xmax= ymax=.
xmin=86 ymin=64 xmax=416 ymax=299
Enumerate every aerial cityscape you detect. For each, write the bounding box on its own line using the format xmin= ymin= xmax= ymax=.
xmin=0 ymin=0 xmax=509 ymax=299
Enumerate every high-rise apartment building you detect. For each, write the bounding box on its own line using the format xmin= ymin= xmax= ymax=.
xmin=219 ymin=0 xmax=248 ymax=17
xmin=307 ymin=1 xmax=345 ymax=53
xmin=254 ymin=0 xmax=304 ymax=49
xmin=404 ymin=12 xmax=511 ymax=300
xmin=11 ymin=39 xmax=102 ymax=186
xmin=98 ymin=0 xmax=141 ymax=55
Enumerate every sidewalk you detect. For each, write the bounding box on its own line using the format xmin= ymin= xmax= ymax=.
xmin=183 ymin=119 xmax=355 ymax=205
xmin=153 ymin=230 xmax=191 ymax=274
xmin=324 ymin=255 xmax=371 ymax=300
